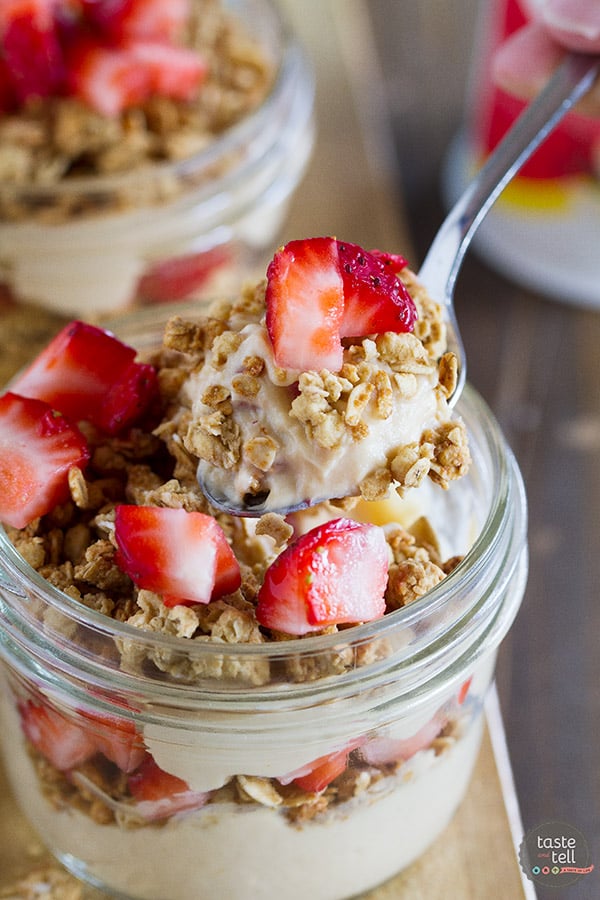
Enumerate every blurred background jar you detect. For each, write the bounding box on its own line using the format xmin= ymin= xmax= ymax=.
xmin=444 ymin=0 xmax=600 ymax=307
xmin=0 ymin=0 xmax=315 ymax=318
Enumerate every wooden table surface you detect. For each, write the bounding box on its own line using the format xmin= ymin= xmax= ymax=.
xmin=4 ymin=0 xmax=594 ymax=897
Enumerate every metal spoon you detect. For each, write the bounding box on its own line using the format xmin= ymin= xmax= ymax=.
xmin=199 ymin=52 xmax=600 ymax=517
xmin=419 ymin=51 xmax=600 ymax=407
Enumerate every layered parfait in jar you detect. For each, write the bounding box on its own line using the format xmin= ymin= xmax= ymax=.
xmin=0 ymin=0 xmax=314 ymax=316
xmin=0 ymin=237 xmax=528 ymax=899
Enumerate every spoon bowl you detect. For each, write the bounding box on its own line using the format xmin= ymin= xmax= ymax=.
xmin=200 ymin=52 xmax=600 ymax=516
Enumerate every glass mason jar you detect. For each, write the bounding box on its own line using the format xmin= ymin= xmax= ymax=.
xmin=0 ymin=0 xmax=315 ymax=317
xmin=0 ymin=309 xmax=527 ymax=900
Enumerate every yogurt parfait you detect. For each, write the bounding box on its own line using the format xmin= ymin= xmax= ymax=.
xmin=0 ymin=238 xmax=527 ymax=899
xmin=0 ymin=0 xmax=315 ymax=316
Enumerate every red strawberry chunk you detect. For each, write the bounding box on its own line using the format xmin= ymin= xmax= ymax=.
xmin=127 ymin=40 xmax=206 ymax=101
xmin=1 ymin=0 xmax=65 ymax=102
xmin=98 ymin=359 xmax=159 ymax=434
xmin=66 ymin=38 xmax=150 ymax=116
xmin=128 ymin=756 xmax=209 ymax=821
xmin=81 ymin=709 xmax=147 ymax=773
xmin=265 ymin=236 xmax=345 ymax=372
xmin=0 ymin=392 xmax=89 ymax=529
xmin=136 ymin=246 xmax=230 ymax=304
xmin=337 ymin=240 xmax=417 ymax=337
xmin=265 ymin=238 xmax=416 ymax=373
xmin=82 ymin=0 xmax=190 ymax=44
xmin=457 ymin=676 xmax=472 ymax=705
xmin=0 ymin=56 xmax=18 ymax=113
xmin=18 ymin=700 xmax=97 ymax=772
xmin=291 ymin=748 xmax=350 ymax=794
xmin=360 ymin=714 xmax=446 ymax=767
xmin=11 ymin=320 xmax=159 ymax=436
xmin=256 ymin=517 xmax=388 ymax=635
xmin=114 ymin=505 xmax=241 ymax=607
xmin=368 ymin=248 xmax=408 ymax=272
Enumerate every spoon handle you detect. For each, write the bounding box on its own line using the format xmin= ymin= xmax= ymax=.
xmin=418 ymin=53 xmax=600 ymax=305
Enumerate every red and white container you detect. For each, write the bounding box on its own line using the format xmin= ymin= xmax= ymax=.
xmin=445 ymin=0 xmax=600 ymax=307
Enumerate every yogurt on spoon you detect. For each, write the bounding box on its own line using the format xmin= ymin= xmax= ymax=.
xmin=183 ymin=236 xmax=469 ymax=515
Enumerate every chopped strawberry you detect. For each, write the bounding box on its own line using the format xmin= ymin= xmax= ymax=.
xmin=18 ymin=700 xmax=96 ymax=772
xmin=337 ymin=240 xmax=417 ymax=337
xmin=368 ymin=248 xmax=408 ymax=272
xmin=256 ymin=517 xmax=388 ymax=635
xmin=136 ymin=246 xmax=230 ymax=304
xmin=98 ymin=357 xmax=160 ymax=435
xmin=0 ymin=57 xmax=18 ymax=113
xmin=0 ymin=0 xmax=66 ymax=102
xmin=81 ymin=710 xmax=147 ymax=773
xmin=291 ymin=748 xmax=350 ymax=794
xmin=360 ymin=714 xmax=446 ymax=768
xmin=265 ymin=238 xmax=416 ymax=372
xmin=457 ymin=676 xmax=472 ymax=705
xmin=11 ymin=320 xmax=159 ymax=436
xmin=114 ymin=505 xmax=241 ymax=607
xmin=66 ymin=38 xmax=150 ymax=116
xmin=81 ymin=0 xmax=190 ymax=44
xmin=128 ymin=756 xmax=209 ymax=821
xmin=0 ymin=392 xmax=89 ymax=529
xmin=265 ymin=236 xmax=345 ymax=372
xmin=127 ymin=40 xmax=206 ymax=101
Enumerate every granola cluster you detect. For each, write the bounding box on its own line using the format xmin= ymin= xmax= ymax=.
xmin=0 ymin=0 xmax=273 ymax=223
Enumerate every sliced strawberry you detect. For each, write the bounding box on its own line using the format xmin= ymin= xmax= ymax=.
xmin=291 ymin=748 xmax=350 ymax=793
xmin=256 ymin=517 xmax=388 ymax=635
xmin=337 ymin=240 xmax=417 ymax=337
xmin=0 ymin=57 xmax=18 ymax=113
xmin=114 ymin=505 xmax=241 ymax=607
xmin=0 ymin=0 xmax=66 ymax=102
xmin=18 ymin=700 xmax=97 ymax=772
xmin=368 ymin=249 xmax=408 ymax=272
xmin=0 ymin=392 xmax=89 ymax=529
xmin=80 ymin=710 xmax=147 ymax=773
xmin=136 ymin=246 xmax=230 ymax=304
xmin=457 ymin=676 xmax=472 ymax=705
xmin=11 ymin=320 xmax=159 ymax=436
xmin=66 ymin=38 xmax=150 ymax=116
xmin=265 ymin=238 xmax=416 ymax=372
xmin=81 ymin=0 xmax=190 ymax=44
xmin=128 ymin=756 xmax=209 ymax=821
xmin=265 ymin=236 xmax=345 ymax=372
xmin=360 ymin=714 xmax=446 ymax=767
xmin=127 ymin=40 xmax=206 ymax=102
